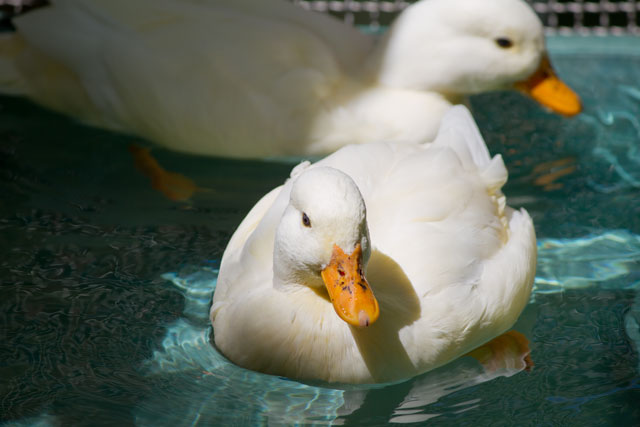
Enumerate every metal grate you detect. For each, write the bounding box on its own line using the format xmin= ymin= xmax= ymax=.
xmin=0 ymin=0 xmax=47 ymax=28
xmin=292 ymin=0 xmax=640 ymax=35
xmin=0 ymin=0 xmax=638 ymax=35
xmin=0 ymin=0 xmax=46 ymax=14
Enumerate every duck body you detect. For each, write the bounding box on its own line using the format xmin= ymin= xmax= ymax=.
xmin=211 ymin=106 xmax=537 ymax=383
xmin=1 ymin=0 xmax=579 ymax=158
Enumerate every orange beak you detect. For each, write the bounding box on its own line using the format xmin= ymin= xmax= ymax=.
xmin=515 ymin=54 xmax=582 ymax=116
xmin=321 ymin=243 xmax=379 ymax=327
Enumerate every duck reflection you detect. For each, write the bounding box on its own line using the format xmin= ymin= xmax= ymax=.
xmin=134 ymin=268 xmax=533 ymax=426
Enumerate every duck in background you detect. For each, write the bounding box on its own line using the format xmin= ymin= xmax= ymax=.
xmin=0 ymin=0 xmax=580 ymax=158
xmin=210 ymin=105 xmax=537 ymax=383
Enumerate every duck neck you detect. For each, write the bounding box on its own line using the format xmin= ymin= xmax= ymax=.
xmin=359 ymin=4 xmax=463 ymax=101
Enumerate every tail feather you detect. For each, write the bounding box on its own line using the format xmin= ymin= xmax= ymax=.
xmin=433 ymin=105 xmax=507 ymax=190
xmin=433 ymin=105 xmax=492 ymax=169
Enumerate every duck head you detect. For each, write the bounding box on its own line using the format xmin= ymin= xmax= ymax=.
xmin=273 ymin=167 xmax=379 ymax=327
xmin=369 ymin=0 xmax=581 ymax=116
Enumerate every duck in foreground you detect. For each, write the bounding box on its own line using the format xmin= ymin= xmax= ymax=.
xmin=210 ymin=106 xmax=537 ymax=383
xmin=0 ymin=0 xmax=580 ymax=158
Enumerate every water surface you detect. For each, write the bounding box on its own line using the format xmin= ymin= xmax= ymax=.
xmin=1 ymin=37 xmax=640 ymax=425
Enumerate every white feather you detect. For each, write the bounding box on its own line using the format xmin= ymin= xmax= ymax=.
xmin=211 ymin=106 xmax=536 ymax=383
xmin=0 ymin=0 xmax=557 ymax=157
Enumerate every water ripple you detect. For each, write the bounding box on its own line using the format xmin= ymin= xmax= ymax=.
xmin=135 ymin=267 xmax=535 ymax=426
xmin=535 ymin=230 xmax=640 ymax=294
xmin=136 ymin=268 xmax=347 ymax=426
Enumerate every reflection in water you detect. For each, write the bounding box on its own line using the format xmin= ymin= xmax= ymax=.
xmin=530 ymin=157 xmax=577 ymax=191
xmin=388 ymin=331 xmax=532 ymax=424
xmin=133 ymin=267 xmax=533 ymax=426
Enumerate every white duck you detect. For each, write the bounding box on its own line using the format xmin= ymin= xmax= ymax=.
xmin=0 ymin=0 xmax=580 ymax=158
xmin=210 ymin=106 xmax=537 ymax=383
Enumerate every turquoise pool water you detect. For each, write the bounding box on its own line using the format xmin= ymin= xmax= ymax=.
xmin=2 ymin=36 xmax=640 ymax=425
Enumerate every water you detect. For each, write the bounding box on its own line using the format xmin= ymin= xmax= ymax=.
xmin=2 ymin=36 xmax=640 ymax=425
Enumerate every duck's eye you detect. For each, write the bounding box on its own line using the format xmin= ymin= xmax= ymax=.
xmin=495 ymin=37 xmax=513 ymax=49
xmin=302 ymin=212 xmax=311 ymax=228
